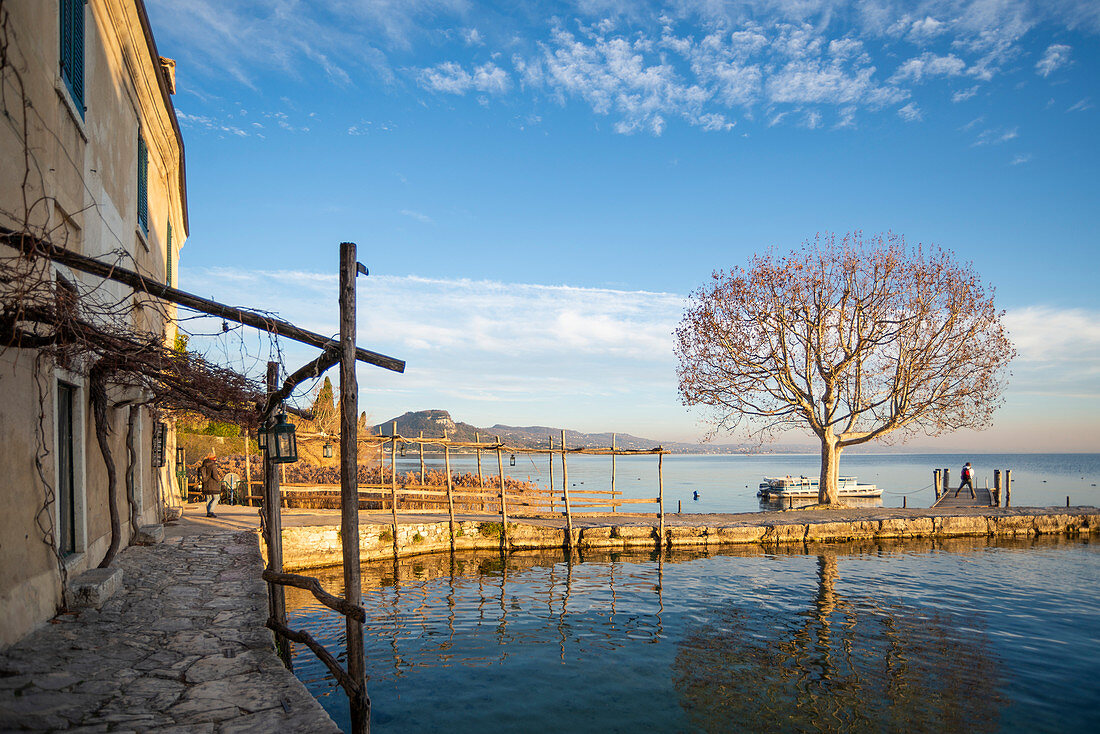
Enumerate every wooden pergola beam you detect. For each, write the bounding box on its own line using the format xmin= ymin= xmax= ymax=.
xmin=0 ymin=227 xmax=405 ymax=374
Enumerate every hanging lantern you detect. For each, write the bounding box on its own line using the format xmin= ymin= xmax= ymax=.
xmin=510 ymin=453 xmax=516 ymax=467
xmin=399 ymin=442 xmax=407 ymax=458
xmin=175 ymin=446 xmax=186 ymax=466
xmin=257 ymin=429 xmax=267 ymax=453
xmin=262 ymin=413 xmax=299 ymax=464
xmin=323 ymin=441 xmax=334 ymax=459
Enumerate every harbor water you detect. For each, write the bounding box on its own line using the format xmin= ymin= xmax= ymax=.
xmin=287 ymin=536 xmax=1100 ymax=733
xmin=389 ymin=452 xmax=1100 ymax=512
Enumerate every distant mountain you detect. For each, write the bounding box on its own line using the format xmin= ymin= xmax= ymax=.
xmin=373 ymin=409 xmax=773 ymax=454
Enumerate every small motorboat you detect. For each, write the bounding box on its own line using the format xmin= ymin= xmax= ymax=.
xmin=757 ymin=475 xmax=881 ymax=499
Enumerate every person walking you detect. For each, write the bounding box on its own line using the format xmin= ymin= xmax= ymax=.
xmin=954 ymin=461 xmax=975 ymax=499
xmin=199 ymin=452 xmax=224 ymax=517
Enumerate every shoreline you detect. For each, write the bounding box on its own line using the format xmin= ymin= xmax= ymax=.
xmin=234 ymin=504 xmax=1100 ymax=571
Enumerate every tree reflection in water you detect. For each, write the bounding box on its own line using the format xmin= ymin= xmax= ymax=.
xmin=672 ymin=552 xmax=1004 ymax=733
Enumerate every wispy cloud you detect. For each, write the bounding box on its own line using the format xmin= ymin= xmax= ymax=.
xmin=897 ymin=102 xmax=922 ymax=122
xmin=1010 ymin=153 xmax=1032 ymax=165
xmin=973 ymin=126 xmax=1018 ymax=146
xmin=1035 ymin=43 xmax=1072 ymax=77
xmin=399 ymin=209 xmax=434 ymax=224
xmin=1067 ymin=98 xmax=1094 ymax=113
xmin=417 ymin=61 xmax=511 ymax=95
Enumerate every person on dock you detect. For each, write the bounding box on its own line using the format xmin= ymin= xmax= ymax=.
xmin=200 ymin=453 xmax=224 ymax=517
xmin=955 ymin=462 xmax=975 ymax=499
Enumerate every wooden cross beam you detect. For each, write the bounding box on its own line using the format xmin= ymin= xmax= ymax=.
xmin=0 ymin=227 xmax=405 ymax=374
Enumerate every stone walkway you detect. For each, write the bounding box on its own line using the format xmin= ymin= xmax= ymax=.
xmin=0 ymin=525 xmax=340 ymax=733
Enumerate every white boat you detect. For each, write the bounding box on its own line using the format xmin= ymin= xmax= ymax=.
xmin=757 ymin=475 xmax=881 ymax=499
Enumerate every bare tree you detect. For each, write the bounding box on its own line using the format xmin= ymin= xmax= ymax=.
xmin=675 ymin=232 xmax=1014 ymax=504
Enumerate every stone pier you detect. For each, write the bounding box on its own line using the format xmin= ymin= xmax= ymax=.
xmin=0 ymin=520 xmax=339 ymax=732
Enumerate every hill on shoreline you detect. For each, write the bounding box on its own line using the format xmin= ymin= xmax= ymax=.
xmin=371 ymin=410 xmax=783 ymax=454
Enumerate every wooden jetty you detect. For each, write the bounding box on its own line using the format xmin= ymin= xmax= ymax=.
xmin=932 ymin=467 xmax=1011 ymax=509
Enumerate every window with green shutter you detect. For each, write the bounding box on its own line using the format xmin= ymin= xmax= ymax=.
xmin=166 ymin=222 xmax=173 ymax=286
xmin=59 ymin=0 xmax=85 ymax=117
xmin=137 ymin=135 xmax=149 ymax=234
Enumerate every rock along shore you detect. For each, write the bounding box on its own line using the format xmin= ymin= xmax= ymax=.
xmin=272 ymin=505 xmax=1100 ymax=570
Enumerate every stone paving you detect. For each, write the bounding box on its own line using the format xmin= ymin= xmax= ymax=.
xmin=0 ymin=524 xmax=340 ymax=733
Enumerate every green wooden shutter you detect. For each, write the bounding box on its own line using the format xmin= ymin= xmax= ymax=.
xmin=137 ymin=136 xmax=148 ymax=234
xmin=166 ymin=222 xmax=173 ymax=286
xmin=59 ymin=0 xmax=84 ymax=116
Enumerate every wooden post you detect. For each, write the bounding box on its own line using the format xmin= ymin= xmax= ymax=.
xmin=418 ymin=430 xmax=425 ymax=486
xmin=263 ymin=362 xmax=290 ymax=667
xmin=943 ymin=468 xmax=951 ymax=495
xmin=338 ymin=242 xmax=369 ymax=734
xmin=903 ymin=496 xmax=907 ymax=509
xmin=1005 ymin=469 xmax=1011 ymax=507
xmin=548 ymin=435 xmax=555 ymax=514
xmin=390 ymin=425 xmax=398 ymax=555
xmin=244 ymin=435 xmax=252 ymax=507
xmin=994 ymin=469 xmax=1001 ymax=506
xmin=658 ymin=449 xmax=665 ymax=550
xmin=933 ymin=469 xmax=942 ymax=500
xmin=561 ymin=429 xmax=573 ymax=550
xmin=611 ymin=433 xmax=617 ymax=513
xmin=444 ymin=442 xmax=455 ymax=551
xmin=496 ymin=435 xmax=509 ymax=551
xmin=476 ymin=432 xmax=484 ymax=492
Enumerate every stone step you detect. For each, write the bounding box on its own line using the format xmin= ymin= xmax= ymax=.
xmin=133 ymin=524 xmax=165 ymax=545
xmin=67 ymin=567 xmax=123 ymax=609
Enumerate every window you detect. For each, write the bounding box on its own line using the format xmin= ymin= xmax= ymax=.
xmin=57 ymin=382 xmax=77 ymax=556
xmin=137 ymin=135 xmax=149 ymax=234
xmin=59 ymin=0 xmax=85 ymax=116
xmin=166 ymin=221 xmax=173 ymax=286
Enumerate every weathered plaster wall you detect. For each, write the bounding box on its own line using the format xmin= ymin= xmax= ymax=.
xmin=0 ymin=0 xmax=186 ymax=648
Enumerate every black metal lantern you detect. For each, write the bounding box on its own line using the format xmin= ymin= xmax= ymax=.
xmin=510 ymin=453 xmax=516 ymax=467
xmin=399 ymin=442 xmax=406 ymax=458
xmin=263 ymin=413 xmax=299 ymax=464
xmin=323 ymin=441 xmax=334 ymax=459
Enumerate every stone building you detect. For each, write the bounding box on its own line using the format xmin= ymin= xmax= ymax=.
xmin=0 ymin=0 xmax=187 ymax=647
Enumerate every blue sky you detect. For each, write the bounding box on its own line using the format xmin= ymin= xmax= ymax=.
xmin=147 ymin=0 xmax=1100 ymax=451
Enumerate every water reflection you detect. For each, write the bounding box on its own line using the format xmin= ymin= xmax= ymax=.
xmin=672 ymin=550 xmax=1003 ymax=732
xmin=285 ymin=537 xmax=1098 ymax=733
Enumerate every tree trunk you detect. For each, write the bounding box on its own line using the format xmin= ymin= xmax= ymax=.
xmin=125 ymin=406 xmax=139 ymax=541
xmin=91 ymin=371 xmax=121 ymax=568
xmin=818 ymin=433 xmax=841 ymax=505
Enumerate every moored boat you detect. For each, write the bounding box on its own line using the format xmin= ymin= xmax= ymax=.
xmin=757 ymin=475 xmax=881 ymax=499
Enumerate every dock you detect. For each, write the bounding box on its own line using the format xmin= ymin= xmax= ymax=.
xmin=933 ymin=485 xmax=994 ymax=509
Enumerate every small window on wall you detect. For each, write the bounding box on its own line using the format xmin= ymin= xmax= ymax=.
xmin=59 ymin=0 xmax=85 ymax=117
xmin=137 ymin=135 xmax=149 ymax=235
xmin=166 ymin=221 xmax=173 ymax=286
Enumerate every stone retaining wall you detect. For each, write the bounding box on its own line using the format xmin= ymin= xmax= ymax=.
xmin=274 ymin=510 xmax=1098 ymax=571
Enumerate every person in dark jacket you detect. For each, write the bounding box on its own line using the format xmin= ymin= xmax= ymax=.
xmin=199 ymin=453 xmax=224 ymax=517
xmin=954 ymin=461 xmax=975 ymax=499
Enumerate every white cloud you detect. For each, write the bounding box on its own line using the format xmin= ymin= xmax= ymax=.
xmin=1005 ymin=306 xmax=1100 ymax=364
xmin=1010 ymin=153 xmax=1032 ymax=165
xmin=418 ymin=61 xmax=512 ymax=94
xmin=1067 ymin=98 xmax=1094 ymax=112
xmin=897 ymin=102 xmax=922 ymax=121
xmin=973 ymin=126 xmax=1018 ymax=145
xmin=952 ymin=85 xmax=979 ymax=102
xmin=463 ymin=27 xmax=484 ymax=46
xmin=890 ymin=52 xmax=966 ymax=83
xmin=176 ymin=110 xmax=249 ymax=137
xmin=399 ymin=209 xmax=434 ymax=224
xmin=1035 ymin=43 xmax=1072 ymax=77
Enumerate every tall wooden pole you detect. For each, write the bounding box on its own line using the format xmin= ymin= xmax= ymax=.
xmin=389 ymin=425 xmax=399 ymax=557
xmin=339 ymin=242 xmax=370 ymax=734
xmin=561 ymin=429 xmax=573 ymax=551
xmin=496 ymin=435 xmax=509 ymax=551
xmin=548 ymin=435 xmax=555 ymax=514
xmin=1005 ymin=469 xmax=1012 ymax=507
xmin=611 ymin=433 xmax=617 ymax=513
xmin=658 ymin=450 xmax=665 ymax=550
xmin=444 ymin=443 xmax=456 ymax=552
xmin=418 ymin=430 xmax=425 ymax=487
xmin=476 ymin=432 xmax=484 ymax=491
xmin=243 ymin=435 xmax=252 ymax=506
xmin=263 ymin=362 xmax=289 ymax=667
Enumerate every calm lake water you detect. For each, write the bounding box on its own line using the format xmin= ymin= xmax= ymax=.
xmin=391 ymin=452 xmax=1100 ymax=512
xmin=287 ymin=537 xmax=1100 ymax=733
